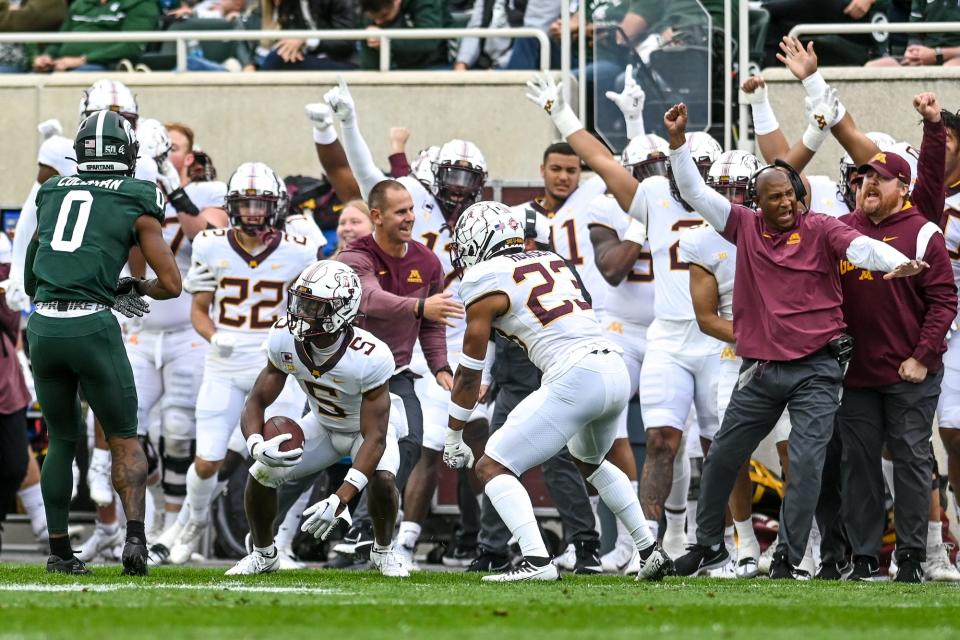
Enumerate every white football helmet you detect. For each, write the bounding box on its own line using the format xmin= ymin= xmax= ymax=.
xmin=707 ymin=150 xmax=760 ymax=205
xmin=622 ymin=134 xmax=670 ymax=181
xmin=412 ymin=145 xmax=440 ymax=190
xmin=79 ymin=79 xmax=139 ymax=127
xmin=287 ymin=260 xmax=362 ymax=341
xmin=225 ymin=162 xmax=286 ymax=234
xmin=433 ymin=139 xmax=487 ymax=221
xmin=687 ymin=132 xmax=723 ymax=179
xmin=839 ymin=131 xmax=897 ymax=209
xmin=136 ymin=118 xmax=171 ymax=164
xmin=452 ymin=201 xmax=525 ymax=271
xmin=270 ymin=168 xmax=291 ymax=225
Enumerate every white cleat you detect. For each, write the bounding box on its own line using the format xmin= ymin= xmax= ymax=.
xmin=599 ymin=540 xmax=635 ymax=573
xmin=735 ymin=542 xmax=761 ymax=578
xmin=635 ymin=544 xmax=673 ymax=581
xmin=371 ymin=548 xmax=411 ymax=578
xmin=924 ymin=544 xmax=960 ymax=582
xmin=394 ymin=542 xmax=420 ymax=572
xmin=76 ymin=525 xmax=124 ymax=562
xmin=276 ymin=547 xmax=306 ymax=571
xmin=225 ymin=550 xmax=280 ymax=576
xmin=481 ymin=557 xmax=560 ymax=582
xmin=553 ymin=543 xmax=576 ymax=571
xmin=757 ymin=544 xmax=776 ymax=575
xmin=148 ymin=521 xmax=182 ymax=566
xmin=624 ymin=548 xmax=642 ymax=575
xmin=707 ymin=558 xmax=736 ymax=578
xmin=169 ymin=520 xmax=206 ymax=565
xmin=87 ymin=456 xmax=114 ymax=508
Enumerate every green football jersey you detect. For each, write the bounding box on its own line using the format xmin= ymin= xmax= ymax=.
xmin=32 ymin=172 xmax=165 ymax=306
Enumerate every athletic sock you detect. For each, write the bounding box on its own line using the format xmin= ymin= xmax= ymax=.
xmin=928 ymin=520 xmax=944 ymax=551
xmin=17 ymin=483 xmax=47 ymax=537
xmin=90 ymin=447 xmax=111 ymax=470
xmin=647 ymin=519 xmax=659 ymax=541
xmin=589 ymin=495 xmax=601 ymax=533
xmin=50 ymin=535 xmax=73 ymax=559
xmin=163 ymin=508 xmax=180 ymax=531
xmin=175 ymin=496 xmax=192 ymax=527
xmin=186 ymin=464 xmax=218 ymax=523
xmin=485 ymin=474 xmax=548 ymax=558
xmin=724 ymin=525 xmax=736 ymax=556
xmin=398 ymin=521 xmax=422 ymax=549
xmin=126 ymin=520 xmax=145 ymax=542
xmin=735 ymin=518 xmax=758 ymax=554
xmin=276 ymin=489 xmax=311 ymax=550
xmin=664 ymin=509 xmax=686 ymax=538
xmin=254 ymin=544 xmax=277 ymax=558
xmin=588 ymin=461 xmax=655 ymax=552
xmin=686 ymin=499 xmax=698 ymax=542
xmin=666 ymin=450 xmax=691 ymax=513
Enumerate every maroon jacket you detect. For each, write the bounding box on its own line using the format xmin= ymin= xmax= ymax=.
xmin=839 ymin=117 xmax=956 ymax=387
xmin=0 ymin=263 xmax=30 ymax=415
xmin=338 ymin=234 xmax=449 ymax=374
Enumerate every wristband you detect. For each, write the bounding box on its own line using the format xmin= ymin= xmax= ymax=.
xmin=246 ymin=433 xmax=264 ymax=457
xmin=801 ymin=124 xmax=829 ymax=152
xmin=750 ymin=101 xmax=780 ymax=136
xmin=623 ymin=218 xmax=647 ymax=245
xmin=624 ymin=114 xmax=645 ymax=141
xmin=344 ymin=467 xmax=368 ymax=492
xmin=552 ymin=105 xmax=584 ymax=140
xmin=169 ymin=188 xmax=200 ymax=216
xmin=936 ymin=47 xmax=944 ymax=65
xmin=448 ymin=400 xmax=475 ymax=422
xmin=458 ymin=353 xmax=486 ymax=371
xmin=415 ymin=298 xmax=425 ymax=319
xmin=801 ymin=71 xmax=828 ymax=99
xmin=313 ymin=126 xmax=338 ymax=145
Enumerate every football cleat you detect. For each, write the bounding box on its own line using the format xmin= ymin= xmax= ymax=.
xmin=277 ymin=548 xmax=306 ymax=571
xmin=394 ymin=542 xmax=420 ymax=572
xmin=572 ymin=539 xmax=603 ymax=575
xmin=76 ymin=524 xmax=124 ymax=562
xmin=371 ymin=547 xmax=411 ymax=578
xmin=168 ymin=520 xmax=206 ymax=565
xmin=707 ymin=559 xmax=736 ymax=578
xmin=846 ymin=556 xmax=879 ymax=582
xmin=634 ymin=544 xmax=673 ymax=581
xmin=893 ymin=551 xmax=923 ymax=583
xmin=735 ymin=555 xmax=759 ymax=579
xmin=47 ymin=554 xmax=91 ymax=575
xmin=333 ymin=521 xmax=374 ymax=560
xmin=226 ymin=550 xmax=280 ymax=576
xmin=148 ymin=521 xmax=182 ymax=566
xmin=599 ymin=539 xmax=636 ymax=573
xmin=467 ymin=550 xmax=511 ymax=573
xmin=86 ymin=455 xmax=114 ymax=508
xmin=442 ymin=541 xmax=479 ymax=568
xmin=553 ymin=543 xmax=576 ymax=571
xmin=674 ymin=544 xmax=730 ymax=577
xmin=121 ymin=537 xmax=148 ymax=576
xmin=757 ymin=543 xmax=776 ymax=575
xmin=624 ymin=549 xmax=642 ymax=576
xmin=815 ymin=560 xmax=851 ymax=580
xmin=480 ymin=557 xmax=559 ymax=583
xmin=923 ymin=544 xmax=960 ymax=582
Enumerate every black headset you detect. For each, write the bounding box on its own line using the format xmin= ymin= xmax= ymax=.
xmin=746 ymin=159 xmax=807 ymax=206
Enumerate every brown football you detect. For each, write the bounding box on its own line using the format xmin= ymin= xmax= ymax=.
xmin=262 ymin=416 xmax=304 ymax=452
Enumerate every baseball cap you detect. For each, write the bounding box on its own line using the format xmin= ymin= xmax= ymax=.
xmin=858 ymin=151 xmax=911 ymax=185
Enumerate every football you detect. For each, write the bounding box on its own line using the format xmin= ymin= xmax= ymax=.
xmin=262 ymin=416 xmax=304 ymax=452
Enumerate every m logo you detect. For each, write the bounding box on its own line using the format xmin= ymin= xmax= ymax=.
xmin=859 ymin=270 xmax=874 ymax=281
xmin=873 ymin=152 xmax=887 ymax=164
xmin=606 ymin=321 xmax=624 ymax=335
xmin=815 ymin=114 xmax=827 ymax=130
xmin=407 ymin=269 xmax=423 ymax=284
xmin=720 ymin=346 xmax=737 ymax=360
xmin=787 ymin=232 xmax=801 ymax=245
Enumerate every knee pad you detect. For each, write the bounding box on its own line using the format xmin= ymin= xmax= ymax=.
xmin=159 ymin=436 xmax=195 ymax=498
xmin=162 ymin=405 xmax=196 ymax=440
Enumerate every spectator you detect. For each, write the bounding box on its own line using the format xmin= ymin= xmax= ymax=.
xmin=260 ymin=0 xmax=357 ymax=70
xmin=867 ymin=0 xmax=960 ymax=66
xmin=166 ymin=0 xmax=247 ymax=21
xmin=360 ymin=0 xmax=450 ymax=70
xmin=332 ymin=199 xmax=374 ymax=258
xmin=454 ymin=0 xmax=522 ymax=70
xmin=763 ymin=0 xmax=887 ymax=67
xmin=32 ymin=0 xmax=160 ymax=72
xmin=0 ymin=0 xmax=67 ymax=73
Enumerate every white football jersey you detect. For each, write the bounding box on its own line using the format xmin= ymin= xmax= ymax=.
xmin=545 ymin=175 xmax=611 ymax=312
xmin=679 ymin=224 xmax=736 ymax=321
xmin=584 ymin=193 xmax=655 ymax=327
xmin=942 ymin=190 xmax=960 ymax=310
xmin=459 ymin=250 xmax=619 ymax=382
xmin=284 ymin=213 xmax=327 ymax=250
xmin=807 ymin=175 xmax=849 ymax=218
xmin=0 ymin=231 xmax=11 ymax=263
xmin=192 ymin=228 xmax=317 ymax=369
xmin=266 ymin=322 xmax=395 ymax=434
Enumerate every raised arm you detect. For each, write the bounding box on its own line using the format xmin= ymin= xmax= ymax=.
xmin=910 ymin=93 xmax=947 ymax=223
xmin=304 ymin=102 xmax=362 ymax=203
xmin=325 ymin=78 xmax=388 ymax=201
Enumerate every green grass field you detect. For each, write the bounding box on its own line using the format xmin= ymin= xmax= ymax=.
xmin=2 ymin=563 xmax=960 ymax=640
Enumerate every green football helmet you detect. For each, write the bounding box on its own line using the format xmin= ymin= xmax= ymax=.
xmin=74 ymin=109 xmax=139 ymax=175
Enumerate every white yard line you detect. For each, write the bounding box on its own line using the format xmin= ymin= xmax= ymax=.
xmin=0 ymin=583 xmax=350 ymax=594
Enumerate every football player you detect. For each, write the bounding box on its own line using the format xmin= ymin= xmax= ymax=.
xmin=161 ymin=162 xmax=316 ymax=564
xmin=227 ymin=260 xmax=408 ymax=577
xmin=444 ymin=201 xmax=672 ymax=582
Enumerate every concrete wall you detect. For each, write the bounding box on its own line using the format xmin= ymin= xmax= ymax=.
xmin=0 ymin=71 xmax=561 ymax=206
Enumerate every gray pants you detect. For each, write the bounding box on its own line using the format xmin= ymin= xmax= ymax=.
xmin=696 ymin=351 xmax=843 ymax=565
xmin=478 ymin=385 xmax=599 ymax=553
xmin=837 ymin=370 xmax=942 ymax=562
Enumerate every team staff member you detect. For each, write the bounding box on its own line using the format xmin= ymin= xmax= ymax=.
xmin=834 ymin=94 xmax=956 ymax=583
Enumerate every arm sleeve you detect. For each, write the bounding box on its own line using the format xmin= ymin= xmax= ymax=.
xmin=419 ymin=261 xmax=449 ymax=375
xmin=913 ymin=234 xmax=958 ymax=368
xmin=10 ymin=182 xmax=40 ymax=283
xmin=668 ymin=143 xmax=733 ymax=232
xmin=388 ymin=152 xmax=411 ymax=178
xmin=845 ymin=236 xmax=912 ymax=272
xmin=81 ymin=2 xmax=161 ymax=63
xmin=339 ymin=249 xmax=419 ymax=319
xmin=339 ymin=121 xmax=389 ymax=201
xmin=455 ymin=0 xmax=485 ymax=67
xmin=911 ymin=119 xmax=947 ymax=224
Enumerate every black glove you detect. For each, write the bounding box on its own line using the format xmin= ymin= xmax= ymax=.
xmin=168 ymin=187 xmax=200 ymax=216
xmin=114 ymin=277 xmax=150 ymax=318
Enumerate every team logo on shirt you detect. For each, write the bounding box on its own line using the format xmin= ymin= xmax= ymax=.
xmin=787 ymin=232 xmax=801 ymax=245
xmin=720 ymin=346 xmax=737 ymax=360
xmin=407 ymin=269 xmax=423 ymax=284
xmin=281 ymin=352 xmax=296 ymax=373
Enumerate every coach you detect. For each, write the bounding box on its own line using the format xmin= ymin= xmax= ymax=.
xmin=834 ymin=95 xmax=956 ymax=583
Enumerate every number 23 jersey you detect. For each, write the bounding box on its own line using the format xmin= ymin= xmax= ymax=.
xmin=267 ymin=322 xmax=395 ymax=434
xmin=459 ymin=250 xmax=620 ymax=383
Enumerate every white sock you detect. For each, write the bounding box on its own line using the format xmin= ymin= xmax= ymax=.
xmin=276 ymin=488 xmax=311 ymax=550
xmin=647 ymin=519 xmax=659 ymax=541
xmin=928 ymin=520 xmax=943 ymax=551
xmin=881 ymin=457 xmax=895 ymax=500
xmin=664 ymin=508 xmax=686 ymax=538
xmin=254 ymin=543 xmax=277 ymax=557
xmin=485 ymin=474 xmax=548 ymax=558
xmin=724 ymin=524 xmax=735 ymax=555
xmin=397 ymin=521 xmax=422 ymax=549
xmin=90 ymin=447 xmax=111 ymax=469
xmin=17 ymin=483 xmax=47 ymax=537
xmin=666 ymin=450 xmax=691 ymax=512
xmin=735 ymin=518 xmax=758 ymax=553
xmin=588 ymin=461 xmax=655 ymax=551
xmin=145 ymin=486 xmax=156 ymax=531
xmin=686 ymin=499 xmax=698 ymax=542
xmin=589 ymin=495 xmax=601 ymax=533
xmin=176 ymin=496 xmax=192 ymax=527
xmin=186 ymin=464 xmax=218 ymax=523
xmin=100 ymin=520 xmax=119 ymax=535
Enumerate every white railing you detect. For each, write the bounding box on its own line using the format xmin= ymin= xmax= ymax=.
xmin=790 ymin=21 xmax=960 ymax=40
xmin=0 ymin=27 xmax=552 ymax=73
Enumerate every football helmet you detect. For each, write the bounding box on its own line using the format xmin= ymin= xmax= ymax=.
xmin=74 ymin=110 xmax=139 ymax=176
xmin=451 ymin=201 xmax=525 ymax=271
xmin=839 ymin=131 xmax=896 ymax=209
xmin=622 ymin=134 xmax=670 ymax=181
xmin=136 ymin=118 xmax=171 ymax=164
xmin=412 ymin=145 xmax=440 ymax=191
xmin=189 ymin=148 xmax=217 ymax=182
xmin=225 ymin=162 xmax=285 ymax=234
xmin=707 ymin=150 xmax=760 ymax=205
xmin=270 ymin=168 xmax=291 ymax=225
xmin=687 ymin=132 xmax=723 ymax=180
xmin=79 ymin=79 xmax=139 ymax=128
xmin=433 ymin=139 xmax=487 ymax=221
xmin=287 ymin=260 xmax=362 ymax=341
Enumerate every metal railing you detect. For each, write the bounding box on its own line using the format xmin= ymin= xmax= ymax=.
xmin=0 ymin=27 xmax=552 ymax=73
xmin=790 ymin=21 xmax=960 ymax=40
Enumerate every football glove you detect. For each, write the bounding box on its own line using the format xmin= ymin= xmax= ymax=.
xmin=443 ymin=429 xmax=475 ymax=470
xmin=183 ymin=263 xmax=217 ymax=294
xmin=3 ymin=276 xmax=30 ymax=312
xmin=323 ymin=76 xmax=356 ymax=127
xmin=801 ymin=85 xmax=840 ymax=152
xmin=302 ymin=495 xmax=352 ymax=540
xmin=247 ymin=433 xmax=302 ymax=468
xmin=113 ymin=277 xmax=150 ymax=318
xmin=605 ymin=65 xmax=646 ymax=139
xmin=209 ymin=332 xmax=236 ymax=359
xmin=525 ymin=74 xmax=583 ymax=139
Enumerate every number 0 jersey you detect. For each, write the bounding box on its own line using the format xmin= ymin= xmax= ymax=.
xmin=33 ymin=173 xmax=164 ymax=306
xmin=459 ymin=250 xmax=619 ymax=382
xmin=192 ymin=228 xmax=317 ymax=368
xmin=267 ymin=322 xmax=395 ymax=434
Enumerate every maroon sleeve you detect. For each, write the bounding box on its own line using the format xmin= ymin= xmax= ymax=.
xmin=0 ymin=263 xmax=19 ymax=344
xmin=338 ymin=248 xmax=418 ymax=320
xmin=719 ymin=204 xmax=746 ymax=245
xmin=418 ymin=253 xmax=450 ymax=375
xmin=388 ymin=153 xmax=412 ymax=178
xmin=912 ymin=119 xmax=947 ymax=224
xmin=820 ymin=215 xmax=864 ymax=260
xmin=913 ymin=233 xmax=958 ymax=368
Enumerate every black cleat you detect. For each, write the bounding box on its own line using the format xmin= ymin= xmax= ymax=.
xmin=573 ymin=539 xmax=603 ymax=575
xmin=442 ymin=542 xmax=479 ymax=567
xmin=815 ymin=560 xmax=851 ymax=580
xmin=673 ymin=544 xmax=729 ymax=577
xmin=893 ymin=551 xmax=923 ymax=584
xmin=122 ymin=537 xmax=149 ymax=576
xmin=46 ymin=554 xmax=91 ymax=575
xmin=466 ymin=550 xmax=512 ymax=573
xmin=769 ymin=548 xmax=793 ymax=580
xmin=846 ymin=556 xmax=879 ymax=582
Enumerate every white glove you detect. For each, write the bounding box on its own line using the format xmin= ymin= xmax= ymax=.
xmin=301 ymin=495 xmax=352 ymax=540
xmin=37 ymin=119 xmax=63 ymax=140
xmin=525 ymin=73 xmax=583 ymax=140
xmin=247 ymin=433 xmax=302 ymax=468
xmin=304 ymin=102 xmax=337 ymax=144
xmin=183 ymin=263 xmax=217 ymax=294
xmin=802 ymin=86 xmax=840 ymax=152
xmin=323 ymin=76 xmax=356 ymax=127
xmin=3 ymin=276 xmax=30 ymax=312
xmin=156 ymin=158 xmax=181 ymax=196
xmin=443 ymin=429 xmax=475 ymax=470
xmin=210 ymin=332 xmax=236 ymax=359
xmin=605 ymin=65 xmax=646 ymax=139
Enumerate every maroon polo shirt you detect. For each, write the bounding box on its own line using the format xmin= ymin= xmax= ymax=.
xmin=0 ymin=263 xmax=30 ymax=415
xmin=338 ymin=234 xmax=448 ymax=374
xmin=722 ymin=206 xmax=862 ymax=361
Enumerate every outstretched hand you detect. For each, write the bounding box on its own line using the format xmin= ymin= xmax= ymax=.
xmin=884 ymin=259 xmax=929 ymax=280
xmin=776 ymin=36 xmax=819 ymax=80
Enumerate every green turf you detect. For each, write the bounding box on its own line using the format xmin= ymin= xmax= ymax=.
xmin=2 ymin=563 xmax=960 ymax=640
